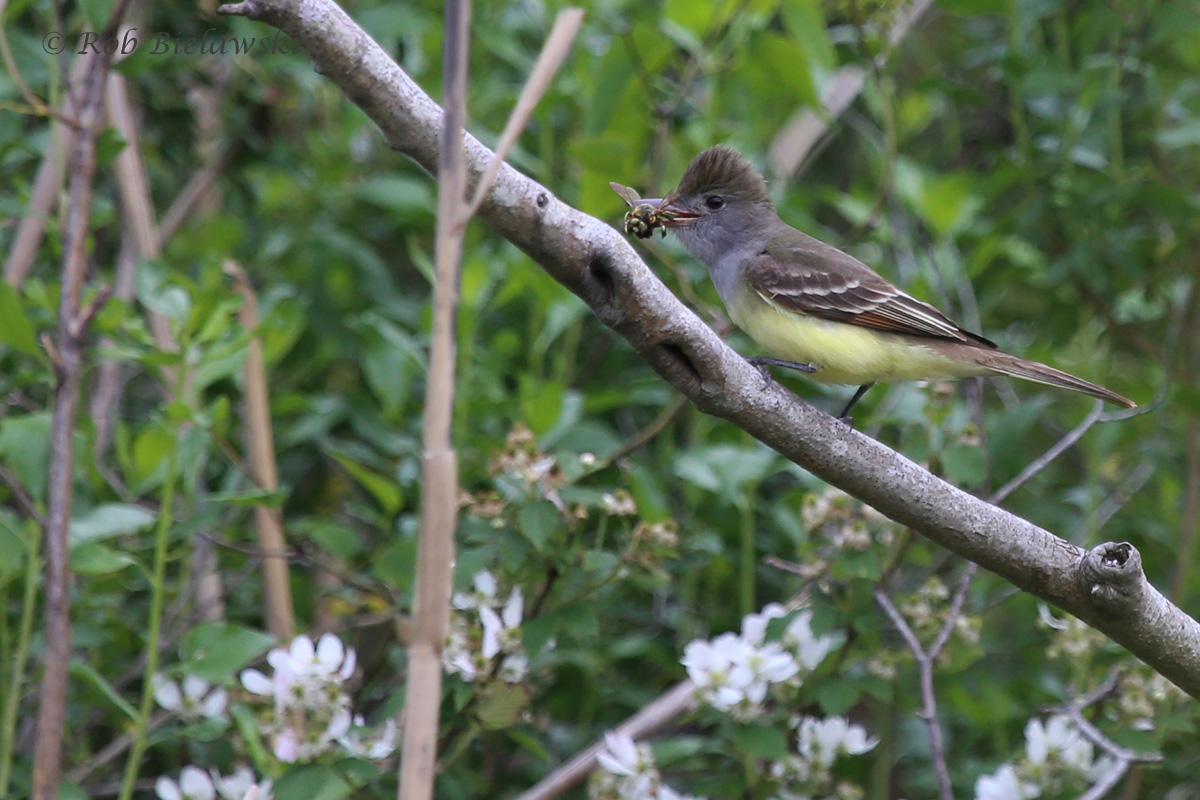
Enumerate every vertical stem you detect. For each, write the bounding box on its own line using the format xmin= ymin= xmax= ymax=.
xmin=0 ymin=539 xmax=40 ymax=796
xmin=31 ymin=45 xmax=114 ymax=800
xmin=397 ymin=0 xmax=469 ymax=797
xmin=230 ymin=261 xmax=296 ymax=641
xmin=117 ymin=403 xmax=182 ymax=800
xmin=739 ymin=498 xmax=755 ymax=616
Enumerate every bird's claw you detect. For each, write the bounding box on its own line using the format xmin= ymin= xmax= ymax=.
xmin=745 ymin=357 xmax=819 ymax=388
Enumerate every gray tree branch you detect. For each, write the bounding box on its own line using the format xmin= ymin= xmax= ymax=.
xmin=215 ymin=0 xmax=1200 ymax=702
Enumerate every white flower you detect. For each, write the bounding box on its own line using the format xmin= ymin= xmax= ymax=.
xmin=682 ymin=633 xmax=750 ymax=711
xmin=973 ymin=763 xmax=1038 ymax=800
xmin=251 ymin=633 xmax=356 ymax=713
xmin=594 ymin=732 xmax=659 ymax=799
xmin=210 ymin=766 xmax=271 ymax=800
xmin=796 ymin=716 xmax=878 ymax=769
xmin=281 ymin=633 xmax=356 ymax=683
xmin=153 ymin=674 xmax=228 ymax=719
xmin=1025 ymin=714 xmax=1101 ymax=777
xmin=325 ymin=707 xmax=353 ymax=740
xmin=480 ymin=588 xmax=524 ymax=659
xmin=682 ymin=627 xmax=803 ymax=718
xmin=453 ymin=570 xmax=499 ymax=610
xmin=782 ymin=611 xmax=839 ymax=672
xmin=274 ymin=726 xmax=300 ymax=763
xmin=443 ymin=623 xmax=479 ymax=681
xmin=156 ymin=766 xmax=216 ymax=800
xmin=501 ymin=652 xmax=529 ymax=683
xmin=340 ymin=716 xmax=399 ymax=760
xmin=240 ymin=668 xmax=273 ymax=696
xmin=741 ymin=603 xmax=788 ymax=646
xmin=597 ymin=731 xmax=641 ymax=776
xmin=153 ymin=674 xmax=183 ymax=711
xmin=1025 ymin=715 xmax=1080 ymax=766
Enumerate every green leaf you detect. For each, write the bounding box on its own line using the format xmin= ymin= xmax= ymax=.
xmin=941 ymin=445 xmax=987 ymax=486
xmin=372 ymin=537 xmax=417 ymax=592
xmin=516 ymin=500 xmax=558 ymax=551
xmin=69 ymin=659 xmax=138 ymax=720
xmin=520 ymin=378 xmax=565 ymax=437
xmin=651 ymin=735 xmax=708 ymax=766
xmin=331 ymin=453 xmax=403 ymax=515
xmin=582 ymin=550 xmax=620 ymax=573
xmin=69 ymin=504 xmax=157 ymax=546
xmin=352 ymin=174 xmax=435 ymax=222
xmin=730 ymin=723 xmax=788 ymax=761
xmin=816 ymin=676 xmax=862 ymax=715
xmin=131 ymin=424 xmax=175 ymax=490
xmin=0 ymin=281 xmax=41 ymax=356
xmin=477 ymin=683 xmax=532 ymax=730
xmin=180 ymin=623 xmax=275 ymax=682
xmin=0 ymin=413 xmax=51 ymax=499
xmin=232 ymin=704 xmax=274 ymax=771
xmin=69 ymin=543 xmax=136 ymax=574
xmin=358 ymin=313 xmax=423 ymax=417
xmin=178 ymin=716 xmax=232 ymax=742
xmin=274 ymin=764 xmax=352 ymax=800
xmin=294 ymin=519 xmax=363 ymax=560
xmin=135 ymin=260 xmax=192 ymax=321
xmin=780 ymin=0 xmax=835 ymax=71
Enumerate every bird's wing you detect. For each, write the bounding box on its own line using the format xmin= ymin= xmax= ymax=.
xmin=744 ymin=231 xmax=996 ymax=347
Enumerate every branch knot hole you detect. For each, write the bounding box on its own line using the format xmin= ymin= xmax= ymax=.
xmin=586 ymin=253 xmax=616 ymax=308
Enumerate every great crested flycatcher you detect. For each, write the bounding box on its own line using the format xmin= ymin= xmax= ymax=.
xmin=622 ymin=145 xmax=1135 ymax=419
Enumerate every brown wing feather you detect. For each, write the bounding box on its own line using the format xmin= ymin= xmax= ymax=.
xmin=745 ymin=231 xmax=996 ymax=348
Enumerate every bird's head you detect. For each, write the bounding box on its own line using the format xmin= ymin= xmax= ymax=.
xmin=644 ymin=146 xmax=775 ymax=266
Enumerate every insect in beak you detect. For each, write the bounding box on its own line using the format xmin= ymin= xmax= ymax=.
xmin=609 ymin=183 xmax=698 ymax=239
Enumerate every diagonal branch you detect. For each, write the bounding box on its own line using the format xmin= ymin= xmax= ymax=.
xmin=215 ymin=0 xmax=1200 ymax=707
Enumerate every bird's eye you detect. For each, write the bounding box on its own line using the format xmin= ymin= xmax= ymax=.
xmin=704 ymin=195 xmax=725 ymax=210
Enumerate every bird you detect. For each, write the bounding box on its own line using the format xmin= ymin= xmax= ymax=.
xmin=625 ymin=145 xmax=1135 ymax=420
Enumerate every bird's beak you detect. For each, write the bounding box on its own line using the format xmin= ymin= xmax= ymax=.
xmin=647 ymin=194 xmax=699 ymax=227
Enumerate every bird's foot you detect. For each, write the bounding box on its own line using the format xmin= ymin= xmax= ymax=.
xmin=745 ymin=357 xmax=818 ymax=387
xmin=836 ymin=414 xmax=855 ymax=427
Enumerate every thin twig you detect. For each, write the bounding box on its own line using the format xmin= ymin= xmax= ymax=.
xmin=1054 ymin=670 xmax=1162 ymax=800
xmin=226 ymin=260 xmax=296 ymax=641
xmin=396 ymin=0 xmax=471 ymax=796
xmin=874 ymin=589 xmax=955 ymax=800
xmin=990 ymin=401 xmax=1105 ymax=504
xmin=515 ymin=682 xmax=696 ymax=800
xmin=3 ymin=53 xmax=91 ymax=287
xmin=397 ymin=6 xmax=584 ymax=798
xmin=462 ymin=8 xmax=584 ymax=221
xmin=604 ymin=395 xmax=688 ymax=465
xmin=0 ymin=465 xmax=45 ymax=526
xmin=30 ymin=25 xmax=119 ymax=800
xmin=767 ymin=0 xmax=933 ymax=178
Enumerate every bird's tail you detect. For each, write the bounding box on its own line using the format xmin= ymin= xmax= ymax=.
xmin=978 ymin=351 xmax=1135 ymax=409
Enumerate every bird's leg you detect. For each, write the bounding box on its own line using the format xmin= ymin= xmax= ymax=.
xmin=745 ymin=356 xmax=818 ymax=387
xmin=837 ymin=383 xmax=874 ymax=426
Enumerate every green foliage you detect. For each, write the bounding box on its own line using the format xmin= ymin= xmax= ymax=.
xmin=1 ymin=0 xmax=1198 ymax=798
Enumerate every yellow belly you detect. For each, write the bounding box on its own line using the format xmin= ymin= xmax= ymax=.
xmin=729 ymin=291 xmax=985 ymax=385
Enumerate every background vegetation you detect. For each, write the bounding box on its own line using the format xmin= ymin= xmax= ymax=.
xmin=2 ymin=0 xmax=1198 ymax=797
